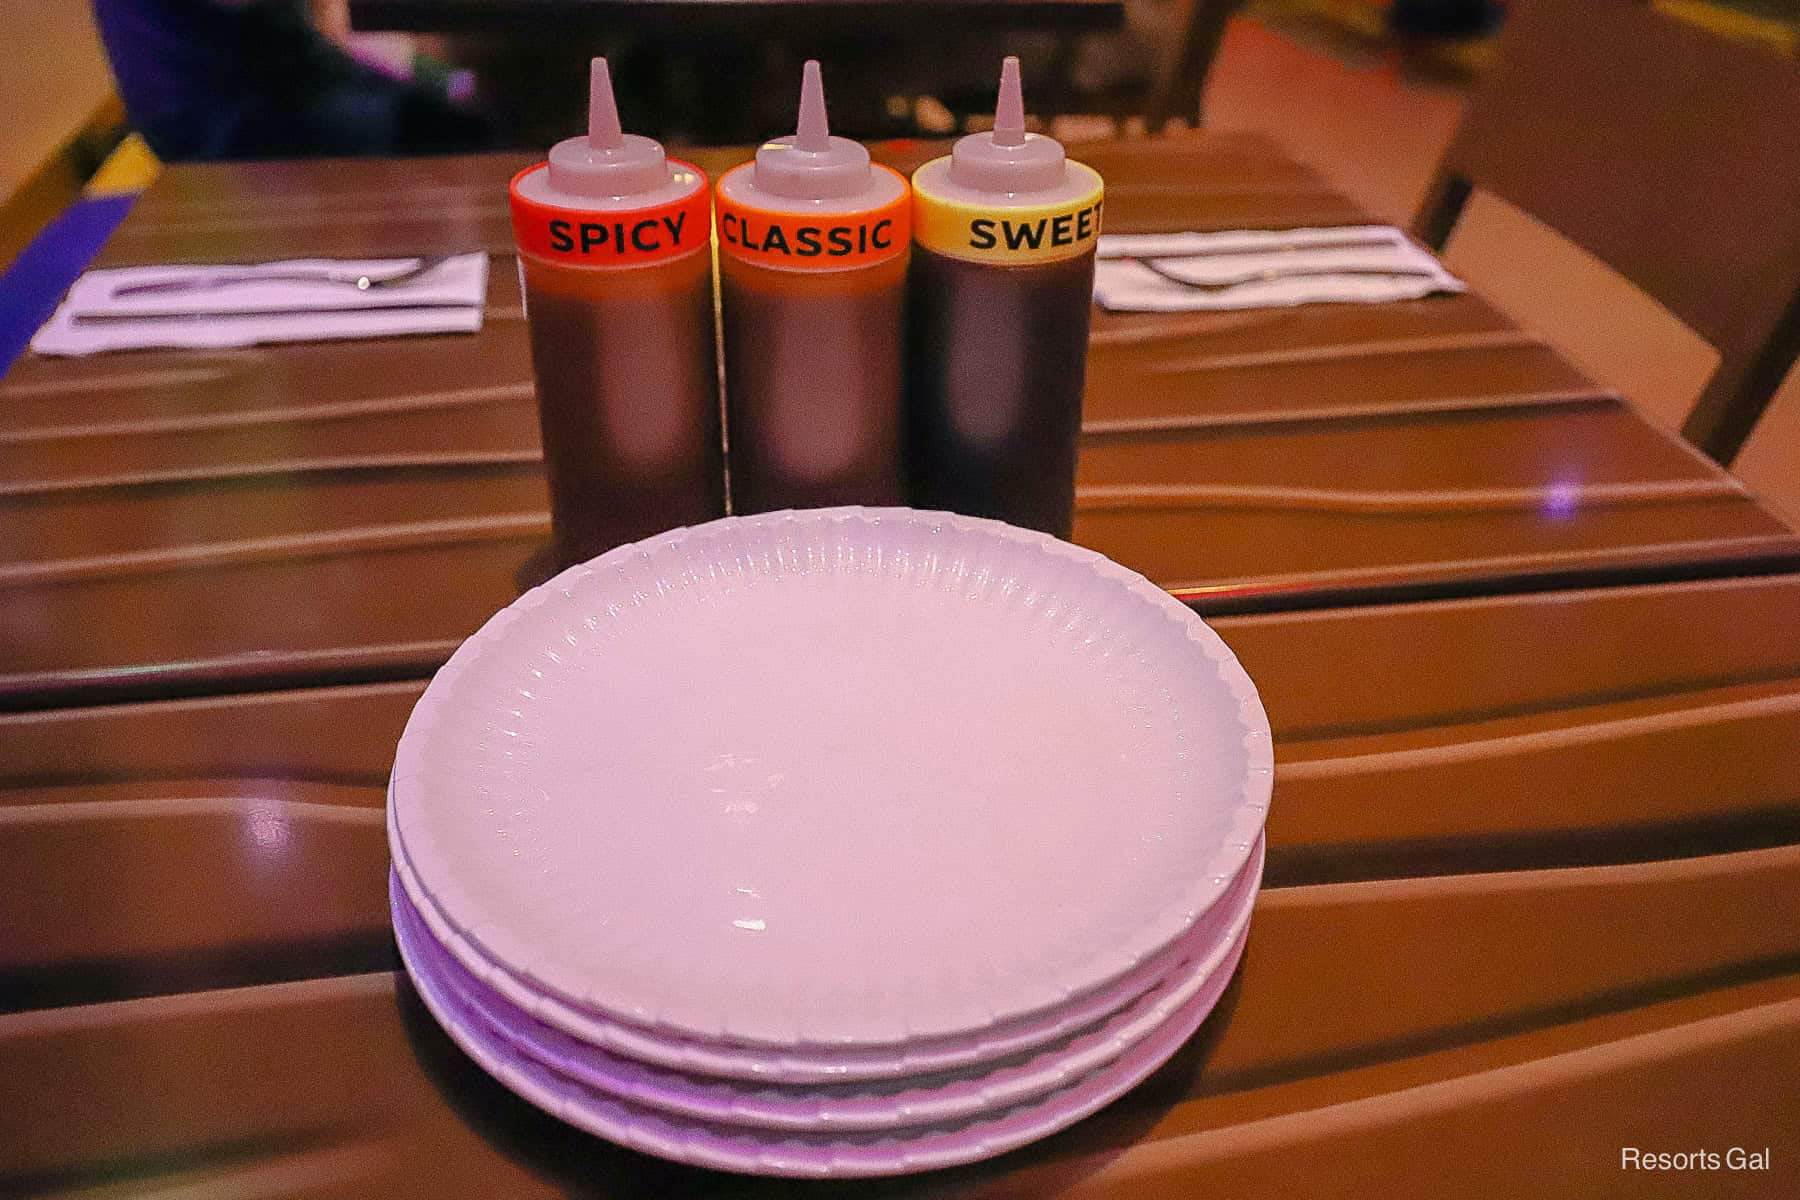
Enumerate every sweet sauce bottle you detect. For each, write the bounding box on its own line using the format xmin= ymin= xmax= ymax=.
xmin=509 ymin=58 xmax=723 ymax=570
xmin=716 ymin=61 xmax=911 ymax=513
xmin=907 ymin=57 xmax=1104 ymax=539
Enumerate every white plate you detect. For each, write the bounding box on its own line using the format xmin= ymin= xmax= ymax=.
xmin=390 ymin=802 xmax=1260 ymax=1083
xmin=392 ymin=835 xmax=1257 ymax=1130
xmin=391 ymin=508 xmax=1271 ymax=1048
xmin=395 ymin=873 xmax=1249 ymax=1178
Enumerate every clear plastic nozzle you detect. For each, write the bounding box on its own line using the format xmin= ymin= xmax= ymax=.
xmin=795 ymin=59 xmax=831 ymax=152
xmin=753 ymin=60 xmax=871 ymax=201
xmin=589 ymin=55 xmax=625 ymax=150
xmin=548 ymin=57 xmax=668 ymax=198
xmin=950 ymin=56 xmax=1065 ymax=193
xmin=993 ymin=55 xmax=1027 ymax=147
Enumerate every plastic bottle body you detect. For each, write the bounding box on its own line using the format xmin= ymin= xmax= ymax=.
xmin=906 ymin=246 xmax=1095 ymax=538
xmin=519 ymin=245 xmax=724 ymax=565
xmin=721 ymin=251 xmax=907 ymax=511
xmin=510 ymin=159 xmax=723 ymax=569
xmin=715 ymin=159 xmax=911 ymax=514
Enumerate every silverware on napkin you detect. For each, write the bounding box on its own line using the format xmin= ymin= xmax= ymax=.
xmin=1097 ymin=235 xmax=1402 ymax=261
xmin=73 ymin=302 xmax=476 ymax=324
xmin=1129 ymin=258 xmax=1439 ymax=292
xmin=109 ymin=255 xmax=455 ymax=299
xmin=32 ymin=251 xmax=490 ymax=356
xmin=1091 ymin=225 xmax=1464 ymax=313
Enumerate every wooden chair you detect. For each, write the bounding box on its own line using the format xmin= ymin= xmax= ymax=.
xmin=1147 ymin=0 xmax=1244 ymax=130
xmin=1056 ymin=0 xmax=1243 ymax=132
xmin=1412 ymin=0 xmax=1800 ymax=464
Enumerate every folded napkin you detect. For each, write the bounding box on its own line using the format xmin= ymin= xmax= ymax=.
xmin=30 ymin=253 xmax=489 ymax=356
xmin=1092 ymin=225 xmax=1463 ymax=313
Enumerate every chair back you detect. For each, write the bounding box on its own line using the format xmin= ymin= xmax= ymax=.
xmin=1413 ymin=0 xmax=1800 ymax=462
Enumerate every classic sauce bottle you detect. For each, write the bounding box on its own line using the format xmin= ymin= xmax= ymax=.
xmin=716 ymin=61 xmax=911 ymax=513
xmin=907 ymin=57 xmax=1104 ymax=538
xmin=509 ymin=58 xmax=723 ymax=569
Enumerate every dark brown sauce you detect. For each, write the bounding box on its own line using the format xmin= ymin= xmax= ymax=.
xmin=906 ymin=247 xmax=1095 ymax=539
xmin=721 ymin=253 xmax=908 ymax=513
xmin=521 ymin=248 xmax=724 ymax=568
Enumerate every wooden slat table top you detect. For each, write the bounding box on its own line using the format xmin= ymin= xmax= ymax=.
xmin=5 ymin=573 xmax=1799 ymax=1194
xmin=3 ymin=134 xmax=1793 ymax=706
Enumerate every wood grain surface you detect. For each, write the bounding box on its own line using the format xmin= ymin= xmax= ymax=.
xmin=4 ymin=574 xmax=1798 ymax=1194
xmin=2 ymin=133 xmax=1796 ymax=1196
xmin=3 ymin=135 xmax=1792 ymax=706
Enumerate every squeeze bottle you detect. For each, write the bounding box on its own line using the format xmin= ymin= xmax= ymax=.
xmin=716 ymin=61 xmax=911 ymax=513
xmin=907 ymin=57 xmax=1104 ymax=538
xmin=509 ymin=58 xmax=723 ymax=568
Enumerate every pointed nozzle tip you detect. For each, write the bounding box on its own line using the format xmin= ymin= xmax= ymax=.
xmin=588 ymin=56 xmax=624 ymax=150
xmin=948 ymin=55 xmax=1064 ymax=192
xmin=795 ymin=59 xmax=831 ymax=151
xmin=993 ymin=55 xmax=1027 ymax=147
xmin=549 ymin=55 xmax=667 ymax=198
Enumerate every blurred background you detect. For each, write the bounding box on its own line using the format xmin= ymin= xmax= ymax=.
xmin=4 ymin=0 xmax=1799 ymax=517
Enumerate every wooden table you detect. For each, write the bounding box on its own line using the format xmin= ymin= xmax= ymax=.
xmin=3 ymin=136 xmax=1795 ymax=708
xmin=3 ymin=134 xmax=1798 ymax=1195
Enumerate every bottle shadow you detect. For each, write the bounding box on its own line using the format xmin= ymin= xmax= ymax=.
xmin=511 ymin=540 xmax=563 ymax=593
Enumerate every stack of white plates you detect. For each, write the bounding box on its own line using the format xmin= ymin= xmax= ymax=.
xmin=388 ymin=508 xmax=1272 ymax=1178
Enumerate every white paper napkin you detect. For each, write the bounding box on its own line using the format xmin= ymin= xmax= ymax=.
xmin=1092 ymin=225 xmax=1462 ymax=312
xmin=30 ymin=253 xmax=489 ymax=356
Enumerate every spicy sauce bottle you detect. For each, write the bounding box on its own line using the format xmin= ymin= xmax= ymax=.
xmin=509 ymin=58 xmax=722 ymax=570
xmin=907 ymin=57 xmax=1104 ymax=539
xmin=716 ymin=61 xmax=911 ymax=513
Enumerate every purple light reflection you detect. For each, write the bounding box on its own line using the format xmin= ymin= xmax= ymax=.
xmin=1543 ymin=480 xmax=1580 ymax=521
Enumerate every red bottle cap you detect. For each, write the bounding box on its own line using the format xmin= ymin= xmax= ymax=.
xmin=510 ymin=58 xmax=710 ymax=269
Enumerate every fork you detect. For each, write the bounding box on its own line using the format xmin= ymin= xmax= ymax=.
xmin=1130 ymin=257 xmax=1438 ymax=292
xmin=1098 ymin=235 xmax=1403 ymax=261
xmin=110 ymin=255 xmax=457 ymax=299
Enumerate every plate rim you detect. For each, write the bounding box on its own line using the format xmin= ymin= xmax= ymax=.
xmin=389 ymin=796 xmax=1265 ymax=1083
xmin=391 ymin=507 xmax=1274 ymax=1049
xmin=396 ymin=845 xmax=1267 ymax=1137
xmin=393 ymin=867 xmax=1251 ymax=1178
